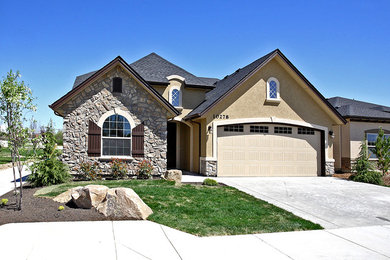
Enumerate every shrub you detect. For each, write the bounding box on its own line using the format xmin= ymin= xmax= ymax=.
xmin=110 ymin=158 xmax=128 ymax=179
xmin=350 ymin=140 xmax=383 ymax=185
xmin=58 ymin=205 xmax=64 ymax=211
xmin=203 ymin=178 xmax=218 ymax=186
xmin=54 ymin=130 xmax=63 ymax=146
xmin=1 ymin=198 xmax=8 ymax=207
xmin=350 ymin=171 xmax=383 ymax=185
xmin=136 ymin=160 xmax=153 ymax=179
xmin=76 ymin=161 xmax=102 ymax=180
xmin=375 ymin=128 xmax=390 ymax=176
xmin=28 ymin=131 xmax=71 ymax=187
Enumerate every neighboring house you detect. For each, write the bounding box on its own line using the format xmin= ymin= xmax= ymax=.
xmin=50 ymin=49 xmax=346 ymax=177
xmin=328 ymin=97 xmax=390 ymax=172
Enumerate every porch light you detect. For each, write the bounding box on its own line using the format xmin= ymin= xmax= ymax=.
xmin=329 ymin=130 xmax=335 ymax=139
xmin=208 ymin=126 xmax=213 ymax=135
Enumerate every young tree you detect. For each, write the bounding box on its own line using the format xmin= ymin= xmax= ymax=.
xmin=375 ymin=128 xmax=390 ymax=176
xmin=353 ymin=139 xmax=374 ymax=175
xmin=0 ymin=70 xmax=36 ymax=210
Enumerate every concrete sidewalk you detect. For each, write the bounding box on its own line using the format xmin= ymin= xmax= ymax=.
xmin=0 ymin=165 xmax=30 ymax=196
xmin=0 ymin=221 xmax=389 ymax=260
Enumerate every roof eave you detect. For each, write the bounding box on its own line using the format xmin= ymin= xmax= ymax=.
xmin=346 ymin=116 xmax=390 ymax=123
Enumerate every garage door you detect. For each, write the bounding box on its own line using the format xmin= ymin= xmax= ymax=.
xmin=217 ymin=124 xmax=321 ymax=176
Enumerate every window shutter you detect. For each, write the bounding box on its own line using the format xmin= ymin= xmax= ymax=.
xmin=88 ymin=120 xmax=101 ymax=157
xmin=132 ymin=123 xmax=144 ymax=158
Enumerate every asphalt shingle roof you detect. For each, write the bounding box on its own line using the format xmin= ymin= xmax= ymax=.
xmin=72 ymin=53 xmax=217 ymax=89
xmin=185 ymin=49 xmax=277 ymax=118
xmin=328 ymin=97 xmax=390 ymax=120
xmin=130 ymin=53 xmax=216 ymax=87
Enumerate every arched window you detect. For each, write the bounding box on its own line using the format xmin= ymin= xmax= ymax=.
xmin=266 ymin=77 xmax=280 ymax=102
xmin=102 ymin=114 xmax=131 ymax=156
xmin=170 ymin=87 xmax=181 ymax=107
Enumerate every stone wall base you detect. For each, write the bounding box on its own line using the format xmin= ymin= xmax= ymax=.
xmin=199 ymin=158 xmax=217 ymax=176
xmin=325 ymin=160 xmax=335 ymax=176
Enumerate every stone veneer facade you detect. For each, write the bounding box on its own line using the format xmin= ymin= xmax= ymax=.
xmin=59 ymin=65 xmax=171 ymax=175
xmin=200 ymin=158 xmax=217 ymax=176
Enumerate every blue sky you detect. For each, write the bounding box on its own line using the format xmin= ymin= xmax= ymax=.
xmin=1 ymin=0 xmax=389 ymax=129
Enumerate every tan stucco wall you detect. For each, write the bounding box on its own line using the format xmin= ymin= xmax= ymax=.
xmin=151 ymin=82 xmax=207 ymax=119
xmin=348 ymin=121 xmax=390 ymax=159
xmin=202 ymin=58 xmax=340 ymax=159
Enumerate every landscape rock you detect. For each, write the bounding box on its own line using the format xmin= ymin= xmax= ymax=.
xmin=53 ymin=186 xmax=82 ymax=204
xmin=96 ymin=187 xmax=153 ymax=220
xmin=164 ymin=169 xmax=182 ymax=184
xmin=71 ymin=185 xmax=109 ymax=209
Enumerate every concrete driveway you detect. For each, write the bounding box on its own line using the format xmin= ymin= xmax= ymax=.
xmin=216 ymin=177 xmax=390 ymax=229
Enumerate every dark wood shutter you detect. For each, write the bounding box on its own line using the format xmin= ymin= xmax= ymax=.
xmin=88 ymin=120 xmax=101 ymax=157
xmin=132 ymin=123 xmax=144 ymax=158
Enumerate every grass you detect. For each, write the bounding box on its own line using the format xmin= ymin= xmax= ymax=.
xmin=0 ymin=147 xmax=45 ymax=164
xmin=36 ymin=179 xmax=322 ymax=236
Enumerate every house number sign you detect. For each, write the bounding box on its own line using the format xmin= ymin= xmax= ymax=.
xmin=213 ymin=114 xmax=230 ymax=119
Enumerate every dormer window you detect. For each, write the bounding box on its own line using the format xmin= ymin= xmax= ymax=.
xmin=169 ymin=86 xmax=182 ymax=107
xmin=266 ymin=77 xmax=280 ymax=103
xmin=113 ymin=77 xmax=122 ymax=93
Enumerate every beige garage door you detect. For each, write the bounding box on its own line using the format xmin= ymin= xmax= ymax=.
xmin=217 ymin=124 xmax=321 ymax=177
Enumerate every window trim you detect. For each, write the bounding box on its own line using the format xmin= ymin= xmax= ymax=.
xmin=97 ymin=108 xmax=135 ymax=159
xmin=101 ymin=114 xmax=132 ymax=158
xmin=169 ymin=86 xmax=182 ymax=108
xmin=266 ymin=77 xmax=281 ymax=103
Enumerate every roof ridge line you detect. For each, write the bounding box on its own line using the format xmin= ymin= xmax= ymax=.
xmin=131 ymin=52 xmax=212 ymax=85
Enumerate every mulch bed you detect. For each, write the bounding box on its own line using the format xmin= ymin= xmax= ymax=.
xmin=0 ymin=185 xmax=107 ymax=226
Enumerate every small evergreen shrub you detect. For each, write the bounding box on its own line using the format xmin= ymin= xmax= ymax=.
xmin=203 ymin=178 xmax=218 ymax=186
xmin=110 ymin=158 xmax=128 ymax=179
xmin=350 ymin=171 xmax=383 ymax=185
xmin=58 ymin=205 xmax=65 ymax=211
xmin=77 ymin=161 xmax=102 ymax=180
xmin=28 ymin=131 xmax=71 ymax=187
xmin=350 ymin=140 xmax=383 ymax=185
xmin=136 ymin=160 xmax=153 ymax=179
xmin=1 ymin=198 xmax=8 ymax=207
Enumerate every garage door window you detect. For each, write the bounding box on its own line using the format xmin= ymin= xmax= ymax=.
xmin=274 ymin=127 xmax=292 ymax=134
xmin=250 ymin=126 xmax=269 ymax=133
xmin=298 ymin=128 xmax=315 ymax=135
xmin=224 ymin=125 xmax=244 ymax=132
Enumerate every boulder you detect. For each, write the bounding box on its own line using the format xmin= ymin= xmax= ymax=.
xmin=97 ymin=187 xmax=153 ymax=220
xmin=164 ymin=169 xmax=182 ymax=184
xmin=53 ymin=186 xmax=82 ymax=204
xmin=71 ymin=185 xmax=109 ymax=209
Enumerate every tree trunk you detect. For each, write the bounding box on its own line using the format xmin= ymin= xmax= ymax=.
xmin=10 ymin=151 xmax=18 ymax=209
xmin=15 ymin=149 xmax=23 ymax=210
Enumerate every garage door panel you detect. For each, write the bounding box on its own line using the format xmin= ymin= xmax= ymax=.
xmin=217 ymin=125 xmax=321 ymax=177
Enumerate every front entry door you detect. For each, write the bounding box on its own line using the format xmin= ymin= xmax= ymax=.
xmin=167 ymin=122 xmax=176 ymax=169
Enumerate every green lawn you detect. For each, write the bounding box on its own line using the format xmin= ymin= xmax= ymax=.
xmin=36 ymin=179 xmax=322 ymax=236
xmin=0 ymin=147 xmax=45 ymax=164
